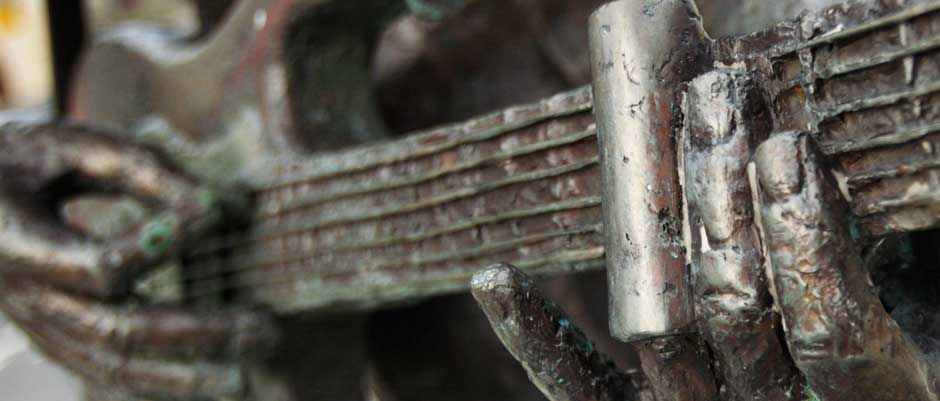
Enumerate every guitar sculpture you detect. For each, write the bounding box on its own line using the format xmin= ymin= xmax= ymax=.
xmin=1 ymin=0 xmax=939 ymax=400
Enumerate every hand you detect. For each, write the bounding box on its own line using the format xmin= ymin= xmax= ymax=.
xmin=684 ymin=69 xmax=939 ymax=401
xmin=0 ymin=121 xmax=277 ymax=400
xmin=753 ymin=132 xmax=939 ymax=401
xmin=472 ymin=69 xmax=940 ymax=401
xmin=471 ymin=264 xmax=716 ymax=401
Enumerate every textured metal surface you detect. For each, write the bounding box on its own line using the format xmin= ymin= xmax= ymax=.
xmin=588 ymin=0 xmax=712 ymax=343
xmin=184 ymin=0 xmax=940 ymax=321
xmin=6 ymin=0 xmax=940 ymax=399
xmin=70 ymin=0 xmax=405 ymax=189
xmin=682 ymin=69 xmax=803 ymax=401
xmin=186 ymin=87 xmax=606 ymax=312
xmin=709 ymin=2 xmax=940 ymax=399
xmin=0 ymin=122 xmax=277 ymax=401
xmin=716 ymin=0 xmax=940 ymax=235
xmin=471 ymin=263 xmax=640 ymax=401
xmin=755 ymin=132 xmax=939 ymax=401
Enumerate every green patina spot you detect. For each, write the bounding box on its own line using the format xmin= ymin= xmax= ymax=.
xmin=139 ymin=216 xmax=178 ymax=258
xmin=557 ymin=317 xmax=596 ymax=354
xmin=804 ymin=385 xmax=820 ymax=401
xmin=580 ymin=336 xmax=594 ymax=354
xmin=847 ymin=217 xmax=861 ymax=242
xmin=196 ymin=188 xmax=221 ymax=211
xmin=405 ymin=0 xmax=446 ymax=20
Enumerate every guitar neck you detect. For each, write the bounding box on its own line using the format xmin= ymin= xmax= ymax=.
xmin=190 ymin=87 xmax=604 ymax=312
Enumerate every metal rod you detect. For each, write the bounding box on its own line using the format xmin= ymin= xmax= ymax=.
xmin=588 ymin=0 xmax=712 ymax=342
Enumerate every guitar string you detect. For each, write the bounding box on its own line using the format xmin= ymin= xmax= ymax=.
xmin=176 ymin=163 xmax=603 ymax=291
xmin=172 ymin=126 xmax=602 ymax=291
xmin=187 ymin=125 xmax=599 ymax=257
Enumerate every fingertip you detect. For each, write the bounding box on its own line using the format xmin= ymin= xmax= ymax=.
xmin=93 ymin=214 xmax=182 ymax=296
xmin=755 ymin=132 xmax=805 ymax=201
xmin=470 ymin=263 xmax=514 ymax=290
xmin=470 ymin=263 xmax=528 ymax=303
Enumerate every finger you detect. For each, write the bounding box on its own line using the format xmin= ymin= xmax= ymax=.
xmin=0 ymin=275 xmax=277 ymax=360
xmin=42 ymin=123 xmax=225 ymax=247
xmin=61 ymin=194 xmax=150 ymax=239
xmin=755 ymin=131 xmax=939 ymax=401
xmin=5 ymin=312 xmax=246 ymax=401
xmin=471 ymin=263 xmax=642 ymax=401
xmin=98 ymin=207 xmax=219 ymax=295
xmin=0 ymin=194 xmax=113 ymax=294
xmin=0 ymin=122 xmax=196 ymax=206
xmin=682 ymin=69 xmax=804 ymax=400
xmin=0 ymin=123 xmax=222 ymax=295
xmin=0 ymin=196 xmax=194 ymax=296
xmin=629 ymin=335 xmax=718 ymax=401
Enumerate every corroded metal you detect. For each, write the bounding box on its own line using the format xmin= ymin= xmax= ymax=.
xmin=69 ymin=0 xmax=940 ymax=325
xmin=682 ymin=69 xmax=803 ymax=400
xmin=0 ymin=123 xmax=221 ymax=296
xmin=4 ymin=0 xmax=940 ymax=400
xmin=471 ymin=263 xmax=640 ymax=401
xmin=755 ymin=132 xmax=939 ymax=401
xmin=591 ymin=1 xmax=940 ymax=399
xmin=588 ymin=0 xmax=712 ymax=342
xmin=715 ymin=0 xmax=940 ymax=236
xmin=70 ymin=0 xmax=404 ymax=187
xmin=631 ymin=335 xmax=718 ymax=401
xmin=471 ymin=264 xmax=719 ymax=401
xmin=0 ymin=122 xmax=277 ymax=401
xmin=214 ymin=84 xmax=718 ymax=401
xmin=186 ymin=76 xmax=716 ymax=400
xmin=187 ymin=87 xmax=605 ymax=312
xmin=179 ymin=6 xmax=940 ymax=389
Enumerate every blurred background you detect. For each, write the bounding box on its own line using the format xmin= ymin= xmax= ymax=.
xmin=0 ymin=0 xmax=51 ymax=110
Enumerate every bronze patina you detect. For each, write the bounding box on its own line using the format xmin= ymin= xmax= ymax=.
xmin=0 ymin=0 xmax=939 ymax=400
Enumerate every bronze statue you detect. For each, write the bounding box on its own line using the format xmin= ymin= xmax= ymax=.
xmin=1 ymin=0 xmax=939 ymax=400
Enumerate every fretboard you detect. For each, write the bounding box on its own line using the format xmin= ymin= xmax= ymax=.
xmin=189 ymin=87 xmax=604 ymax=312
